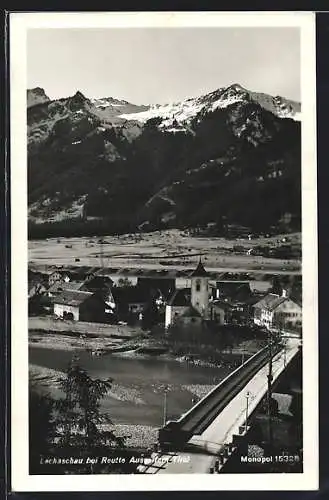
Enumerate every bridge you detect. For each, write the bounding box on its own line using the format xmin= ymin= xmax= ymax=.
xmin=137 ymin=336 xmax=301 ymax=474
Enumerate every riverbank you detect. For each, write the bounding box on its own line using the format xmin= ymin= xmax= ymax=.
xmin=29 ymin=330 xmax=258 ymax=370
xmin=29 ymin=318 xmax=265 ymax=370
xmin=31 ymin=382 xmax=158 ymax=449
xmin=30 ymin=364 xmax=157 ymax=448
xmin=29 ymin=362 xmax=215 ymax=448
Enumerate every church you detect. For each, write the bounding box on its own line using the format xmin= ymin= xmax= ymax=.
xmin=165 ymin=260 xmax=210 ymax=329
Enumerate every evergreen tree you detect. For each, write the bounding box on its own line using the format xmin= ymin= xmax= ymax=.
xmin=30 ymin=363 xmax=139 ymax=474
xmin=56 ymin=362 xmax=124 ymax=454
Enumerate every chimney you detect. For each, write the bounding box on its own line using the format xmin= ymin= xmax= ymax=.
xmin=281 ymin=289 xmax=287 ymax=298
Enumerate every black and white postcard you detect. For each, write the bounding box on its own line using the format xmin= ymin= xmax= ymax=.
xmin=10 ymin=11 xmax=318 ymax=491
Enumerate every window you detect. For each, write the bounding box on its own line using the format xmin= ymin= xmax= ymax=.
xmin=196 ymin=279 xmax=201 ymax=292
xmin=63 ymin=311 xmax=74 ymax=321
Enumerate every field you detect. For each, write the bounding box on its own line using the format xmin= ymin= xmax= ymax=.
xmin=29 ymin=229 xmax=301 ymax=275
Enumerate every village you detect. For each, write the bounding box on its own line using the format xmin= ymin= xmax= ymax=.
xmin=28 ymin=235 xmax=303 ymax=454
xmin=28 ymin=258 xmax=302 ymax=353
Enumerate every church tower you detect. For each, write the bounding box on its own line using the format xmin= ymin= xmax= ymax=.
xmin=190 ymin=259 xmax=209 ymax=319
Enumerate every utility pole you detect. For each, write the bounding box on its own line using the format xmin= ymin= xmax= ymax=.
xmin=163 ymin=390 xmax=168 ymax=426
xmin=245 ymin=391 xmax=251 ymax=433
xmin=267 ymin=331 xmax=274 ymax=449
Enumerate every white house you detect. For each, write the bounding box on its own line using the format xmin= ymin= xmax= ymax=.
xmin=53 ymin=290 xmax=106 ymax=322
xmin=252 ymin=292 xmax=302 ymax=332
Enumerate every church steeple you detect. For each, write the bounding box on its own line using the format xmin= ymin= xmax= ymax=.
xmin=190 ymin=257 xmax=209 ymax=278
xmin=190 ymin=258 xmax=209 ymax=318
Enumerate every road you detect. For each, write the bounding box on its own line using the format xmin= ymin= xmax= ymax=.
xmin=29 ymin=261 xmax=301 ymax=276
xmin=177 ymin=346 xmax=280 ymax=436
xmin=138 ymin=338 xmax=301 ymax=474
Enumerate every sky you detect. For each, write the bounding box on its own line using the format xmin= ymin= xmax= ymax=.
xmin=27 ymin=27 xmax=301 ymax=104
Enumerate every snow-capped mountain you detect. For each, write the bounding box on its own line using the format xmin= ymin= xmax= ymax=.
xmin=27 ymin=83 xmax=301 ymax=236
xmin=27 ymin=84 xmax=300 ymax=145
xmin=119 ymin=84 xmax=301 ymax=131
xmin=27 ymin=90 xmax=144 ymax=146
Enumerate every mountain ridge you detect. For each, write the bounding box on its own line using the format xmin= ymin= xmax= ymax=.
xmin=27 ymin=84 xmax=301 ymax=124
xmin=27 ymin=83 xmax=301 ymax=238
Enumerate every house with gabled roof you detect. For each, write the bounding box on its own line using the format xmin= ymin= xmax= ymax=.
xmin=53 ymin=290 xmax=106 ymax=322
xmin=252 ymin=291 xmax=302 ymax=332
xmin=47 ymin=280 xmax=85 ymax=297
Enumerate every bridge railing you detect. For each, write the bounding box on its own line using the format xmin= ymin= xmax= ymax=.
xmin=176 ymin=345 xmax=270 ymax=425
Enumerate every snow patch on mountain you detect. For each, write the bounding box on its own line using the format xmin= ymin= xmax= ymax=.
xmin=91 ymin=97 xmax=129 ymax=108
xmin=90 ymin=96 xmax=148 ymax=122
xmin=119 ymin=84 xmax=300 ymax=131
xmin=211 ymin=94 xmax=245 ymax=111
xmin=119 ymin=99 xmax=202 ymax=126
xmin=29 ymin=195 xmax=87 ymax=223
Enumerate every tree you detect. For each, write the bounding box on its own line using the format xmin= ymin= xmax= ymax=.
xmin=29 ymin=379 xmax=57 ymax=474
xmin=55 ymin=362 xmax=141 ymax=474
xmin=30 ymin=363 xmax=139 ymax=474
xmin=56 ymin=363 xmax=124 ymax=455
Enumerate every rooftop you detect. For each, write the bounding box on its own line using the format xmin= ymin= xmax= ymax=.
xmin=167 ymin=288 xmax=191 ymax=307
xmin=48 ymin=281 xmax=85 ymax=294
xmin=253 ymin=293 xmax=287 ymax=311
xmin=53 ymin=290 xmax=94 ymax=307
xmin=190 ymin=260 xmax=209 ymax=278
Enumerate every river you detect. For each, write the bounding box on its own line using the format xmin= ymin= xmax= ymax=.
xmin=29 ymin=346 xmax=230 ymax=427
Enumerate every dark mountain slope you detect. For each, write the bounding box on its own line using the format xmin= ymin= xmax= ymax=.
xmin=27 ymin=85 xmax=301 ymax=237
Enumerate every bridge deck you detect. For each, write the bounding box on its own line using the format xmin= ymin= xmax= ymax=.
xmin=178 ymin=345 xmax=279 ymax=435
xmin=138 ymin=338 xmax=300 ymax=474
